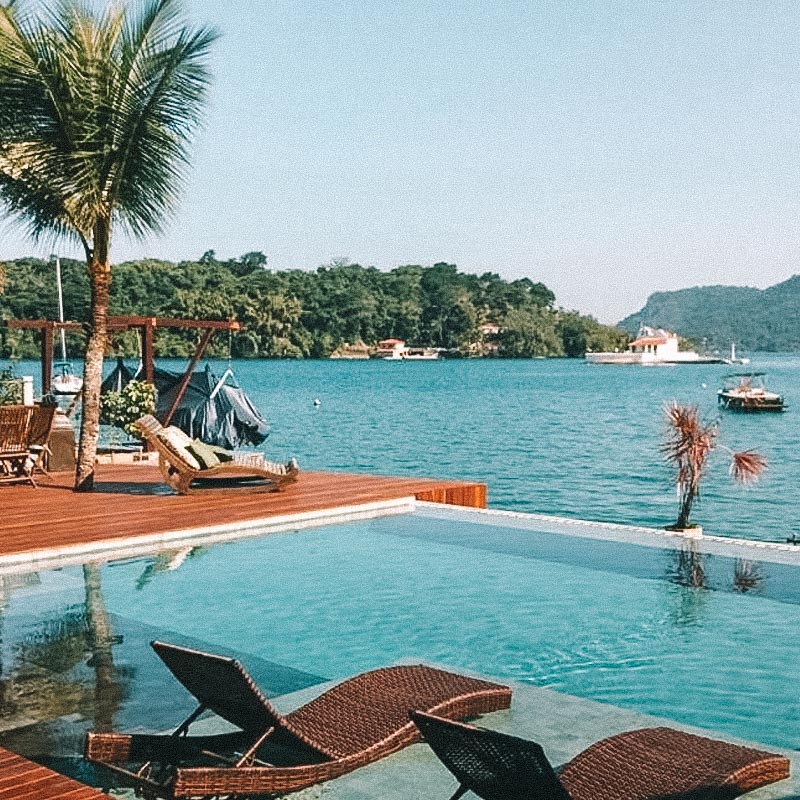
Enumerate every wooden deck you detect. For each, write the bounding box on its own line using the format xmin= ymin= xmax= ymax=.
xmin=1 ymin=464 xmax=486 ymax=561
xmin=0 ymin=747 xmax=108 ymax=799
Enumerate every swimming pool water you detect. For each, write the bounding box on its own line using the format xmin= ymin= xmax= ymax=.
xmin=0 ymin=510 xmax=797 ymax=767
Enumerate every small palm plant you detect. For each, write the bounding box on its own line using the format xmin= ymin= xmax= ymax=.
xmin=662 ymin=402 xmax=767 ymax=530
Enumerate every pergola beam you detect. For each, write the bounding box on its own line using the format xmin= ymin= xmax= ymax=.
xmin=5 ymin=316 xmax=241 ymax=397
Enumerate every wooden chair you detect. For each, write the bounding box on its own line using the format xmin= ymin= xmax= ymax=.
xmin=0 ymin=405 xmax=32 ymax=485
xmin=410 ymin=710 xmax=790 ymax=800
xmin=85 ymin=640 xmax=512 ymax=799
xmin=27 ymin=404 xmax=58 ymax=479
xmin=0 ymin=404 xmax=58 ymax=487
xmin=133 ymin=414 xmax=298 ymax=495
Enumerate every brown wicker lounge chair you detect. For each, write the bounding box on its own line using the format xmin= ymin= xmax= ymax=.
xmin=85 ymin=641 xmax=512 ymax=798
xmin=134 ymin=414 xmax=298 ymax=495
xmin=410 ymin=710 xmax=790 ymax=800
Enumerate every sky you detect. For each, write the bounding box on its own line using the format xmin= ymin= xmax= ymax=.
xmin=2 ymin=1 xmax=800 ymax=323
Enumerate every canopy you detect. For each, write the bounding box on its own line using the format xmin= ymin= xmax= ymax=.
xmin=101 ymin=357 xmax=137 ymax=394
xmin=153 ymin=364 xmax=269 ymax=449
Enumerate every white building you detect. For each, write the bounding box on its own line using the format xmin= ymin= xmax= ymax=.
xmin=585 ymin=327 xmax=717 ymax=365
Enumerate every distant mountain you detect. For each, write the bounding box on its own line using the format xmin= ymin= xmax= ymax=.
xmin=619 ymin=275 xmax=800 ymax=352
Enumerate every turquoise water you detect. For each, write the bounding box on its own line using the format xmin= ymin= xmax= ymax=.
xmin=15 ymin=354 xmax=797 ymax=541
xmin=1 ymin=512 xmax=797 ymax=763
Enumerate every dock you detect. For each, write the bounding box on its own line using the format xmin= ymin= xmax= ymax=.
xmin=1 ymin=464 xmax=486 ymax=562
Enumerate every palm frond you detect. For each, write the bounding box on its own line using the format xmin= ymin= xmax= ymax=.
xmin=729 ymin=450 xmax=768 ymax=484
xmin=0 ymin=0 xmax=217 ymax=249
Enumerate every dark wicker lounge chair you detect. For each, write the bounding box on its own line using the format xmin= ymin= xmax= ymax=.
xmin=134 ymin=414 xmax=298 ymax=495
xmin=86 ymin=641 xmax=512 ymax=798
xmin=410 ymin=710 xmax=790 ymax=800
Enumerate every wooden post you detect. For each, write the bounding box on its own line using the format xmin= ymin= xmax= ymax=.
xmin=162 ymin=329 xmax=214 ymax=427
xmin=141 ymin=319 xmax=155 ymax=384
xmin=42 ymin=323 xmax=54 ymax=395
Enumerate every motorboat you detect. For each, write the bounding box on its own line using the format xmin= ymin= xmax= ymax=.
xmin=52 ymin=361 xmax=83 ymax=395
xmin=717 ymin=373 xmax=784 ymax=412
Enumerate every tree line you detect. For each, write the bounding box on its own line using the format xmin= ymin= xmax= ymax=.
xmin=0 ymin=254 xmax=629 ymax=359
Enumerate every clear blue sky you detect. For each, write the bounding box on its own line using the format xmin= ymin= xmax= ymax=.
xmin=2 ymin=0 xmax=800 ymax=322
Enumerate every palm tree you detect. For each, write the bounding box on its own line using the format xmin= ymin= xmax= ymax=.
xmin=662 ymin=402 xmax=767 ymax=530
xmin=0 ymin=0 xmax=216 ymax=490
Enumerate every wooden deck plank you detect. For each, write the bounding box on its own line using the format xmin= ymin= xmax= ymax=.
xmin=0 ymin=748 xmax=108 ymax=799
xmin=0 ymin=465 xmax=486 ymax=559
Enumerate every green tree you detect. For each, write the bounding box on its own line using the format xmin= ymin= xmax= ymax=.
xmin=0 ymin=0 xmax=216 ymax=490
xmin=497 ymin=306 xmax=564 ymax=357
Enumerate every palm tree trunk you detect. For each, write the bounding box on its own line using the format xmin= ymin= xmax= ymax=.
xmin=75 ymin=221 xmax=111 ymax=492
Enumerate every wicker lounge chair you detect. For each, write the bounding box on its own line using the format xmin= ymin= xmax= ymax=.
xmin=86 ymin=641 xmax=512 ymax=799
xmin=134 ymin=414 xmax=298 ymax=495
xmin=410 ymin=710 xmax=791 ymax=800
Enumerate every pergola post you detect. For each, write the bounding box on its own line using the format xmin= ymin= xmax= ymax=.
xmin=42 ymin=323 xmax=54 ymax=394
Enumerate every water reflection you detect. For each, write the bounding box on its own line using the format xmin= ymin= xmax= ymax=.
xmin=664 ymin=544 xmax=709 ymax=627
xmin=668 ymin=543 xmax=708 ymax=589
xmin=731 ymin=559 xmax=764 ymax=594
xmin=135 ymin=547 xmax=205 ymax=590
xmin=0 ymin=565 xmax=129 ymax=753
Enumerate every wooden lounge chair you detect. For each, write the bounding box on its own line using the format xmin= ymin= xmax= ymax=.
xmin=85 ymin=641 xmax=512 ymax=798
xmin=134 ymin=414 xmax=298 ymax=495
xmin=410 ymin=710 xmax=791 ymax=800
xmin=0 ymin=404 xmax=56 ymax=487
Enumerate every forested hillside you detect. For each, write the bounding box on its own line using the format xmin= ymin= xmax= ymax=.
xmin=619 ymin=275 xmax=800 ymax=351
xmin=0 ymin=254 xmax=627 ymax=358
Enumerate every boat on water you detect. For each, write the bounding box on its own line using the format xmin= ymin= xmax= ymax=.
xmin=51 ymin=256 xmax=83 ymax=395
xmin=402 ymin=347 xmax=439 ymax=360
xmin=375 ymin=339 xmax=439 ymax=360
xmin=52 ymin=361 xmax=83 ymax=395
xmin=585 ymin=326 xmax=722 ymax=365
xmin=717 ymin=373 xmax=784 ymax=412
xmin=723 ymin=342 xmax=750 ymax=365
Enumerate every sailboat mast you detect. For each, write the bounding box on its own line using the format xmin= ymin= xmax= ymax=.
xmin=55 ymin=256 xmax=67 ymax=361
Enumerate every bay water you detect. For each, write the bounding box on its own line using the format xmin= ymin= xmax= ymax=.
xmin=13 ymin=354 xmax=800 ymax=542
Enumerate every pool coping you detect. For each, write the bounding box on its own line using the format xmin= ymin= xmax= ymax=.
xmin=0 ymin=496 xmax=417 ymax=575
xmin=5 ymin=496 xmax=800 ymax=575
xmin=417 ymin=502 xmax=800 ymax=566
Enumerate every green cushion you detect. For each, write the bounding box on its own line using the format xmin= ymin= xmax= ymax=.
xmin=187 ymin=439 xmax=221 ymax=469
xmin=206 ymin=444 xmax=234 ymax=462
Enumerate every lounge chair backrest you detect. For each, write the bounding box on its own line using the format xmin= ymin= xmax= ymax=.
xmin=0 ymin=405 xmax=33 ymax=454
xmin=135 ymin=414 xmax=163 ymax=439
xmin=135 ymin=415 xmax=202 ymax=471
xmin=28 ymin=404 xmax=57 ymax=447
xmin=410 ymin=711 xmax=572 ymax=800
xmin=151 ymin=641 xmax=281 ymax=734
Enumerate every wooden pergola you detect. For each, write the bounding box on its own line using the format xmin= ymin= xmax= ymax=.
xmin=6 ymin=316 xmax=241 ymax=424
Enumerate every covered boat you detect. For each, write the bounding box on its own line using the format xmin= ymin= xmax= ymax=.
xmin=717 ymin=373 xmax=785 ymax=413
xmin=101 ymin=359 xmax=270 ymax=448
xmin=101 ymin=357 xmax=137 ymax=394
xmin=153 ymin=364 xmax=269 ymax=449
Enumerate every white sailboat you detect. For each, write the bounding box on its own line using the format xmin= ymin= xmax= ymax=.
xmin=724 ymin=342 xmax=750 ymax=366
xmin=51 ymin=256 xmax=83 ymax=395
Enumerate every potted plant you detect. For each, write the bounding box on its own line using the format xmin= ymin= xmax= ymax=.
xmin=100 ymin=380 xmax=157 ymax=443
xmin=662 ymin=402 xmax=766 ymax=533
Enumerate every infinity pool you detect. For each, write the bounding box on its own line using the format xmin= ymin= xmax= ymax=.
xmin=0 ymin=507 xmax=797 ymax=774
